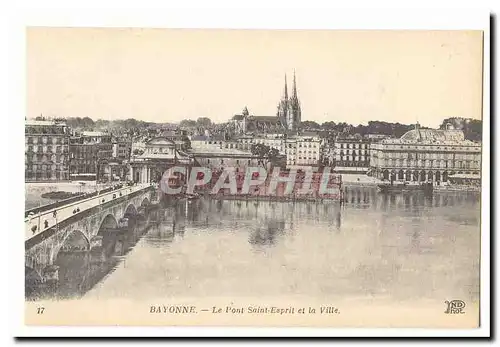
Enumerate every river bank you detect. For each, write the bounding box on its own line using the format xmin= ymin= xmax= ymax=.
xmin=207 ymin=194 xmax=342 ymax=203
xmin=340 ymin=174 xmax=481 ymax=192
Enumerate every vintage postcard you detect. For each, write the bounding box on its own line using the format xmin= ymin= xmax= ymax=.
xmin=19 ymin=12 xmax=490 ymax=336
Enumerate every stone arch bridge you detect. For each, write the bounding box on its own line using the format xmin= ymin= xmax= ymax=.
xmin=25 ymin=185 xmax=157 ymax=284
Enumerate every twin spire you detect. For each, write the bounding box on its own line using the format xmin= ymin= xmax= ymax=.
xmin=282 ymin=70 xmax=298 ymax=100
xmin=277 ymin=70 xmax=301 ymax=131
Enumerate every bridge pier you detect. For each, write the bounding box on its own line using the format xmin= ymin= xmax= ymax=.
xmin=90 ymin=235 xmax=103 ymax=249
xmin=26 ymin=186 xmax=155 ymax=298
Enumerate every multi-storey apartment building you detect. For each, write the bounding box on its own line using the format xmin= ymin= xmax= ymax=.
xmin=234 ymin=133 xmax=286 ymax=154
xmin=333 ymin=137 xmax=371 ymax=172
xmin=69 ymin=131 xmax=113 ymax=181
xmin=112 ymin=138 xmax=132 ymax=161
xmin=233 ymin=132 xmax=321 ymax=168
xmin=190 ymin=135 xmax=228 ymax=152
xmin=295 ymin=134 xmax=321 ymax=167
xmin=369 ymin=124 xmax=481 ymax=183
xmin=25 ymin=119 xmax=70 ymax=182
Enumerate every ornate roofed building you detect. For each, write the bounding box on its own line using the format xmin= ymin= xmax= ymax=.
xmin=369 ymin=123 xmax=481 ymax=183
xmin=399 ymin=127 xmax=465 ymax=142
xmin=230 ymin=71 xmax=302 ymax=135
xmin=231 ymin=107 xmax=282 ymax=134
xmin=128 ymin=137 xmax=192 ymax=184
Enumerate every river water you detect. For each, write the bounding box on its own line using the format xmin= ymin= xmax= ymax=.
xmin=26 ymin=187 xmax=481 ymax=304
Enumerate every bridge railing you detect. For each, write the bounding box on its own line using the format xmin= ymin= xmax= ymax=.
xmin=24 ymin=184 xmax=131 ymax=218
xmin=24 ymin=183 xmax=154 ymax=242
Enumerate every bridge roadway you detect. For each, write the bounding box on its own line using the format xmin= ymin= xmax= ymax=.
xmin=25 ymin=183 xmax=155 ymax=242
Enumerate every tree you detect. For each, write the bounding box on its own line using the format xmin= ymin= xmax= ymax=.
xmin=439 ymin=117 xmax=482 ymax=142
xmin=321 ymin=121 xmax=336 ymax=130
xmin=196 ymin=117 xmax=212 ymax=128
xmin=301 ymin=120 xmax=321 ymax=129
xmin=81 ymin=117 xmax=95 ymax=129
xmin=465 ymin=119 xmax=482 ymax=142
xmin=250 ymin=144 xmax=281 ymax=167
xmin=179 ymin=119 xmax=197 ymax=128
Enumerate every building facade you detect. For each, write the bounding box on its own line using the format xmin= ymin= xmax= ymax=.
xmin=190 ymin=135 xmax=227 ymax=152
xmin=69 ymin=131 xmax=113 ymax=181
xmin=191 ymin=149 xmax=265 ymax=173
xmin=292 ymin=134 xmax=321 ymax=167
xmin=25 ymin=120 xmax=70 ymax=182
xmin=369 ymin=125 xmax=481 ymax=183
xmin=112 ymin=138 xmax=132 ymax=161
xmin=129 ymin=137 xmax=192 ymax=183
xmin=333 ymin=137 xmax=371 ymax=172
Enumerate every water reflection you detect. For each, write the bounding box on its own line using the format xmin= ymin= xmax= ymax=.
xmin=26 ymin=212 xmax=152 ymax=301
xmin=249 ymin=218 xmax=286 ymax=247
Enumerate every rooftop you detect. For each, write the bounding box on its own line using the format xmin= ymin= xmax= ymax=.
xmin=82 ymin=131 xmax=109 ymax=137
xmin=191 ymin=135 xmax=225 ymax=142
xmin=249 ymin=116 xmax=281 ymax=123
xmin=400 ymin=128 xmax=465 ymax=142
xmin=138 ymin=153 xmax=176 ymax=160
xmin=190 ymin=148 xmax=254 ymax=157
xmin=26 ymin=120 xmax=66 ymax=126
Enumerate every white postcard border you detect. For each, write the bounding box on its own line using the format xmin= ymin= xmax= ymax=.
xmin=3 ymin=0 xmax=492 ymax=339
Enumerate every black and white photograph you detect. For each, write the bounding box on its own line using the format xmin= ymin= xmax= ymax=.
xmin=14 ymin=9 xmax=490 ymax=336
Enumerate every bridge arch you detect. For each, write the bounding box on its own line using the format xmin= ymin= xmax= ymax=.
xmin=141 ymin=197 xmax=150 ymax=207
xmin=97 ymin=214 xmax=118 ymax=235
xmin=51 ymin=229 xmax=90 ymax=263
xmin=124 ymin=204 xmax=137 ymax=218
xmin=59 ymin=230 xmax=90 ymax=252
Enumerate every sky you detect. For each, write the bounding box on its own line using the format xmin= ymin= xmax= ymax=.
xmin=27 ymin=28 xmax=483 ymax=128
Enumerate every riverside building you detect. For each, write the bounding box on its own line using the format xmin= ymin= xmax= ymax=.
xmin=25 ymin=119 xmax=70 ymax=182
xmin=369 ymin=123 xmax=481 ymax=183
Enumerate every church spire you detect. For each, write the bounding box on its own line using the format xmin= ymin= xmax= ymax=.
xmin=283 ymin=74 xmax=288 ymax=99
xmin=292 ymin=69 xmax=297 ymax=98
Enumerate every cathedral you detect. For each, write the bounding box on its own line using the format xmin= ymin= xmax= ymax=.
xmin=276 ymin=71 xmax=302 ymax=132
xmin=230 ymin=71 xmax=302 ymax=134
